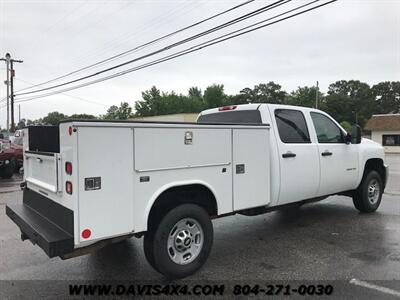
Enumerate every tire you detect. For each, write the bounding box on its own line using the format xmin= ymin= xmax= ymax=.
xmin=0 ymin=162 xmax=14 ymax=179
xmin=144 ymin=204 xmax=213 ymax=279
xmin=143 ymin=230 xmax=159 ymax=272
xmin=353 ymin=170 xmax=383 ymax=213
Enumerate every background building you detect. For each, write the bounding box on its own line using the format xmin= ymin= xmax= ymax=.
xmin=365 ymin=114 xmax=400 ymax=153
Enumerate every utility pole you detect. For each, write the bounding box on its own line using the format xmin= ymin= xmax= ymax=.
xmin=1 ymin=53 xmax=22 ymax=133
xmin=0 ymin=53 xmax=11 ymax=133
xmin=315 ymin=81 xmax=319 ymax=109
xmin=18 ymin=104 xmax=21 ymax=123
xmin=9 ymin=57 xmax=23 ymax=132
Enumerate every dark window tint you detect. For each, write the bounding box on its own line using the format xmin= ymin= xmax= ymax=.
xmin=274 ymin=109 xmax=310 ymax=143
xmin=383 ymin=135 xmax=400 ymax=146
xmin=311 ymin=112 xmax=344 ymax=143
xmin=197 ymin=110 xmax=262 ymax=124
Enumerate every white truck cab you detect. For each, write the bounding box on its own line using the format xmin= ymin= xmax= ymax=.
xmin=6 ymin=104 xmax=388 ymax=278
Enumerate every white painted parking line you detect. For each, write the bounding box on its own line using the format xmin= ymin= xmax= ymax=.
xmin=349 ymin=279 xmax=400 ymax=298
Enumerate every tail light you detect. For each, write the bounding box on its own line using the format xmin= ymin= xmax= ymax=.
xmin=68 ymin=126 xmax=73 ymax=136
xmin=65 ymin=162 xmax=72 ymax=175
xmin=66 ymin=181 xmax=73 ymax=194
xmin=218 ymin=105 xmax=237 ymax=111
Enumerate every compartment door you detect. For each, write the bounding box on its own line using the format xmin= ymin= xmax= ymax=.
xmin=233 ymin=128 xmax=270 ymax=211
xmin=25 ymin=152 xmax=61 ymax=193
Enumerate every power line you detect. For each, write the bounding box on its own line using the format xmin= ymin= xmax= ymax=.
xmin=14 ymin=0 xmax=337 ymax=103
xmin=58 ymin=0 xmax=204 ymax=74
xmin=15 ymin=78 xmax=108 ymax=107
xmin=16 ymin=0 xmax=257 ymax=93
xmin=0 ymin=78 xmax=108 ymax=108
xmin=57 ymin=0 xmax=199 ymax=76
xmin=15 ymin=0 xmax=333 ymax=102
xmin=16 ymin=0 xmax=288 ymax=97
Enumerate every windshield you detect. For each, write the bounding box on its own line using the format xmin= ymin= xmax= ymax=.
xmin=197 ymin=110 xmax=262 ymax=124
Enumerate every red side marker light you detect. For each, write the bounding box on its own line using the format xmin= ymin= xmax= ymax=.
xmin=218 ymin=105 xmax=237 ymax=111
xmin=82 ymin=229 xmax=91 ymax=239
xmin=65 ymin=162 xmax=72 ymax=175
xmin=68 ymin=126 xmax=73 ymax=136
xmin=66 ymin=181 xmax=73 ymax=194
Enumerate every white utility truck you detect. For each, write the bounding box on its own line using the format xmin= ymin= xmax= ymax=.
xmin=6 ymin=104 xmax=388 ymax=278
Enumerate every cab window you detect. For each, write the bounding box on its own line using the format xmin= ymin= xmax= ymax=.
xmin=274 ymin=109 xmax=310 ymax=143
xmin=310 ymin=112 xmax=344 ymax=143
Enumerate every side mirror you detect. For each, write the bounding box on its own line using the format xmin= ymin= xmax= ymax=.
xmin=345 ymin=132 xmax=352 ymax=144
xmin=351 ymin=124 xmax=362 ymax=144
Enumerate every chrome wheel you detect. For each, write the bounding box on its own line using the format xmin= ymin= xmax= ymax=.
xmin=167 ymin=218 xmax=203 ymax=265
xmin=367 ymin=179 xmax=380 ymax=205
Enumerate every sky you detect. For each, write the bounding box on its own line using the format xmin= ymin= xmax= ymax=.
xmin=0 ymin=0 xmax=399 ymax=127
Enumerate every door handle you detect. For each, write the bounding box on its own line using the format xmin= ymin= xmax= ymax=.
xmin=282 ymin=152 xmax=296 ymax=158
xmin=321 ymin=151 xmax=333 ymax=156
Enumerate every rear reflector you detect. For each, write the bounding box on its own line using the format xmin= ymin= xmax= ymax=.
xmin=218 ymin=105 xmax=237 ymax=111
xmin=65 ymin=162 xmax=72 ymax=175
xmin=66 ymin=181 xmax=73 ymax=195
xmin=82 ymin=229 xmax=91 ymax=239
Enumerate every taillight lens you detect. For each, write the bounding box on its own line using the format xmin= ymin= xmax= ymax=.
xmin=65 ymin=162 xmax=72 ymax=175
xmin=66 ymin=181 xmax=73 ymax=194
xmin=68 ymin=126 xmax=73 ymax=136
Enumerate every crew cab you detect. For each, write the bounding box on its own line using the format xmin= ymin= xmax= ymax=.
xmin=6 ymin=104 xmax=388 ymax=278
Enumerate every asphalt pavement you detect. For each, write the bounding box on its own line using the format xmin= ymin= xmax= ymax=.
xmin=1 ymin=155 xmax=400 ymax=299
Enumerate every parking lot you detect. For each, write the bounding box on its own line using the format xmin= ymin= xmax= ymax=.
xmin=1 ymin=155 xmax=400 ymax=298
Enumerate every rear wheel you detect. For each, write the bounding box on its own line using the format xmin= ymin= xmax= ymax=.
xmin=143 ymin=230 xmax=158 ymax=272
xmin=143 ymin=204 xmax=213 ymax=279
xmin=353 ymin=170 xmax=383 ymax=213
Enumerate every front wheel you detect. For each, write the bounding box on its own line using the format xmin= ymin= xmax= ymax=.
xmin=144 ymin=204 xmax=213 ymax=279
xmin=0 ymin=161 xmax=15 ymax=179
xmin=353 ymin=170 xmax=383 ymax=213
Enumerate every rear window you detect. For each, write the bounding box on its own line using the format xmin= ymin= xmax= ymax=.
xmin=197 ymin=110 xmax=262 ymax=124
xmin=274 ymin=109 xmax=310 ymax=143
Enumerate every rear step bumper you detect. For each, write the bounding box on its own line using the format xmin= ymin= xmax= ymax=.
xmin=5 ymin=188 xmax=74 ymax=258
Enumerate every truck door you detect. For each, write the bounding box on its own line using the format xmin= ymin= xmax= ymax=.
xmin=270 ymin=107 xmax=320 ymax=205
xmin=309 ymin=112 xmax=359 ymax=195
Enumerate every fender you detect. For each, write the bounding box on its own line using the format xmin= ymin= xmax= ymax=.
xmin=356 ymin=138 xmax=386 ymax=188
xmin=143 ymin=179 xmax=219 ymax=232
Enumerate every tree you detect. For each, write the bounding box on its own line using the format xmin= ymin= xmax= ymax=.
xmin=104 ymin=105 xmax=118 ymax=119
xmin=371 ymin=81 xmax=400 ymax=114
xmin=324 ymin=93 xmax=354 ymax=124
xmin=134 ymin=86 xmax=162 ymax=117
xmin=134 ymin=86 xmax=205 ymax=117
xmin=239 ymin=82 xmax=286 ymax=104
xmin=325 ymin=80 xmax=374 ymax=127
xmin=238 ymin=87 xmax=257 ymax=103
xmin=287 ymin=86 xmax=322 ymax=108
xmin=69 ymin=114 xmax=96 ymax=120
xmin=340 ymin=121 xmax=352 ymax=132
xmin=203 ymin=84 xmax=225 ymax=108
xmin=42 ymin=111 xmax=67 ymax=125
xmin=104 ymin=102 xmax=132 ymax=120
xmin=16 ymin=119 xmax=26 ymax=130
xmin=188 ymin=87 xmax=202 ymax=99
xmin=226 ymin=94 xmax=249 ymax=105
